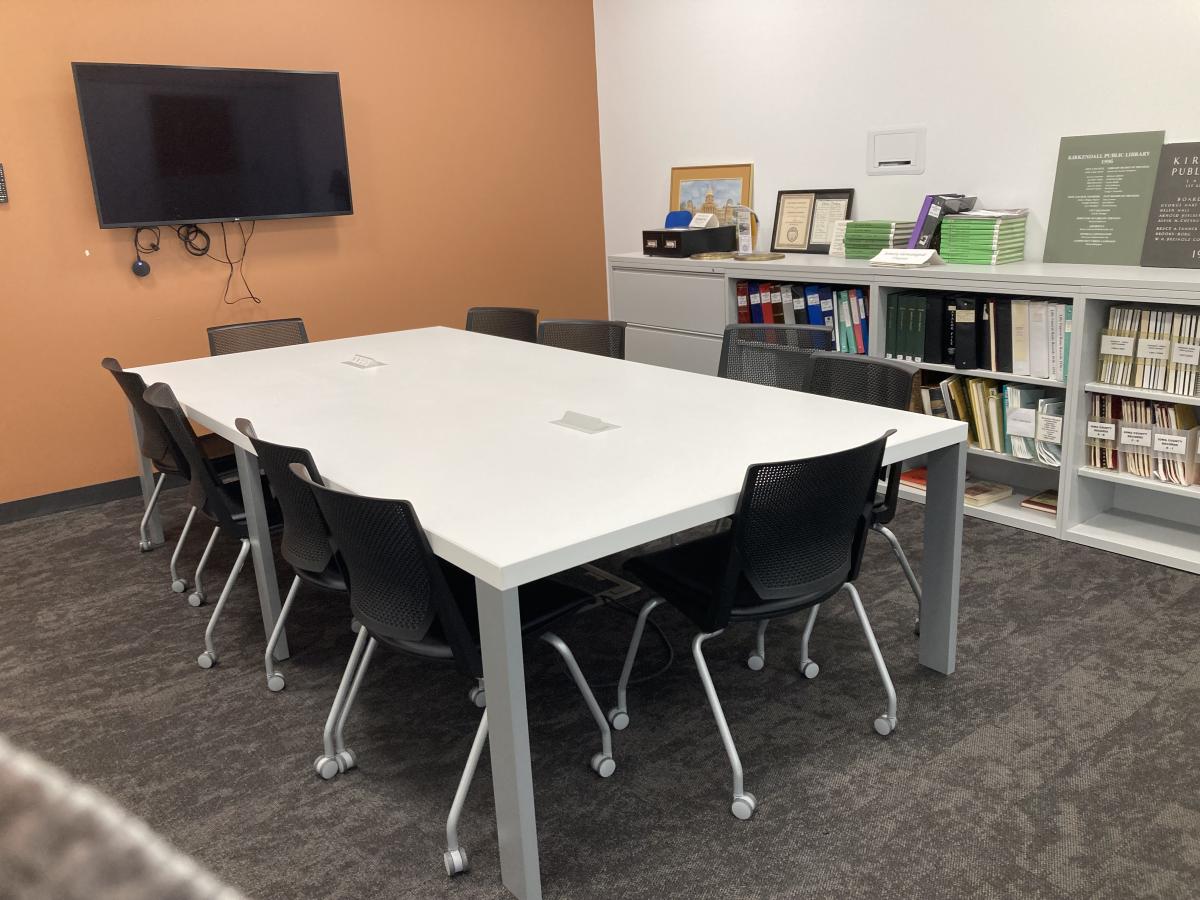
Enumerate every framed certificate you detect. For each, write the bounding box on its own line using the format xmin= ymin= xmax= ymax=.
xmin=771 ymin=188 xmax=854 ymax=254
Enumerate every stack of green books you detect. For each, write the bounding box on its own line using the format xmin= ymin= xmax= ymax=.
xmin=940 ymin=211 xmax=1027 ymax=265
xmin=843 ymin=221 xmax=915 ymax=259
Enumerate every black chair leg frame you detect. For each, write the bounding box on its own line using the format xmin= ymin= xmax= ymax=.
xmin=613 ymin=584 xmax=898 ymax=819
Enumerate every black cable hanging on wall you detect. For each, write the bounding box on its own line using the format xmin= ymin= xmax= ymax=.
xmin=128 ymin=221 xmax=262 ymax=304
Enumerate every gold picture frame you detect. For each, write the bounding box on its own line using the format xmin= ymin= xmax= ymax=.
xmin=670 ymin=164 xmax=753 ymax=226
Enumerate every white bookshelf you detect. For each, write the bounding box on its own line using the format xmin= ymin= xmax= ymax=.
xmin=607 ymin=251 xmax=1200 ymax=575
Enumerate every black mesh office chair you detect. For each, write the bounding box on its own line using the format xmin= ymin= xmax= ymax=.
xmin=290 ymin=463 xmax=615 ymax=877
xmin=101 ymin=358 xmax=235 ymax=595
xmin=537 ymin=319 xmax=627 ymax=359
xmin=718 ymin=323 xmax=834 ymax=389
xmin=235 ymin=419 xmax=348 ymax=693
xmin=806 ymin=351 xmax=924 ymax=631
xmin=144 ymin=384 xmax=281 ymax=669
xmin=207 ymin=318 xmax=309 ymax=356
xmin=612 ymin=433 xmax=898 ymax=820
xmin=464 ymin=307 xmax=538 ymax=342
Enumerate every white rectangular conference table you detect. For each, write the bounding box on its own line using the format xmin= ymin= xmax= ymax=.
xmin=131 ymin=326 xmax=967 ymax=900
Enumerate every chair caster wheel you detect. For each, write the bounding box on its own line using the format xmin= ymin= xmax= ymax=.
xmin=468 ymin=685 xmax=486 ymax=709
xmin=139 ymin=540 xmax=153 ymax=552
xmin=801 ymin=659 xmax=820 ymax=680
xmin=731 ymin=793 xmax=757 ymax=820
xmin=171 ymin=578 xmax=187 ymax=593
xmin=188 ymin=592 xmax=205 ymax=607
xmin=335 ymin=749 xmax=357 ymax=773
xmin=444 ymin=847 xmax=469 ymax=876
xmin=590 ymin=753 xmax=616 ymax=778
xmin=746 ymin=652 xmax=764 ymax=671
xmin=607 ymin=708 xmax=629 ymax=731
xmin=350 ymin=619 xmax=361 ymax=634
xmin=197 ymin=650 xmax=216 ymax=669
xmin=874 ymin=715 xmax=896 ymax=737
xmin=314 ymin=755 xmax=340 ymax=780
xmin=913 ymin=618 xmax=920 ymax=637
xmin=266 ymin=672 xmax=286 ymax=692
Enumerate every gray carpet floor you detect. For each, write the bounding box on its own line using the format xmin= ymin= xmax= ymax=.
xmin=1 ymin=489 xmax=1199 ymax=899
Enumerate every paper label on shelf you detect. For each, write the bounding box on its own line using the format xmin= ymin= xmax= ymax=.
xmin=1100 ymin=334 xmax=1134 ymax=356
xmin=1172 ymin=342 xmax=1200 ymax=365
xmin=1136 ymin=338 xmax=1170 ymax=360
xmin=1087 ymin=421 xmax=1117 ymax=441
xmin=688 ymin=213 xmax=716 ymax=229
xmin=1153 ymin=432 xmax=1188 ymax=455
xmin=1036 ymin=414 xmax=1063 ymax=444
xmin=1006 ymin=407 xmax=1037 ymax=438
xmin=1119 ymin=425 xmax=1152 ymax=448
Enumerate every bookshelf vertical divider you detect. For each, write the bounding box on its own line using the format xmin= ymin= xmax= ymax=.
xmin=607 ymin=252 xmax=1200 ymax=574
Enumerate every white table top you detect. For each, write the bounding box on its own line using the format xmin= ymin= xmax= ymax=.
xmin=132 ymin=327 xmax=966 ymax=589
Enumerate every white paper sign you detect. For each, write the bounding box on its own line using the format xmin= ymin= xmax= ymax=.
xmin=1120 ymin=426 xmax=1152 ymax=448
xmin=688 ymin=213 xmax=717 ymax=229
xmin=1100 ymin=334 xmax=1135 ymax=356
xmin=1153 ymin=432 xmax=1188 ymax=455
xmin=1036 ymin=414 xmax=1063 ymax=444
xmin=1137 ymin=338 xmax=1170 ymax=360
xmin=342 ymin=354 xmax=386 ymax=369
xmin=1006 ymin=407 xmax=1037 ymax=438
xmin=1087 ymin=421 xmax=1117 ymax=441
xmin=868 ymin=248 xmax=944 ymax=268
xmin=1172 ymin=342 xmax=1200 ymax=366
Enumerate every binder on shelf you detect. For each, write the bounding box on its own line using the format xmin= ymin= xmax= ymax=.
xmin=854 ymin=288 xmax=869 ymax=352
xmin=736 ymin=281 xmax=750 ymax=324
xmin=885 ymin=293 xmax=899 ymax=358
xmin=819 ymin=285 xmax=836 ymax=333
xmin=804 ymin=285 xmax=823 ymax=327
xmin=1028 ymin=300 xmax=1050 ymax=379
xmin=993 ymin=298 xmax=1013 ymax=373
xmin=923 ymin=295 xmax=947 ymax=364
xmin=954 ymin=297 xmax=979 ymax=370
xmin=980 ymin=301 xmax=994 ymax=373
xmin=780 ymin=284 xmax=795 ymax=324
xmin=770 ymin=283 xmax=784 ymax=324
xmin=1011 ymin=298 xmax=1031 ymax=376
xmin=748 ymin=281 xmax=763 ymax=324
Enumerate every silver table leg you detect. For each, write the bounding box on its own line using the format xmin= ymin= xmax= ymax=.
xmin=475 ymin=578 xmax=541 ymax=900
xmin=234 ymin=445 xmax=288 ymax=661
xmin=128 ymin=405 xmax=163 ymax=547
xmin=919 ymin=439 xmax=966 ymax=674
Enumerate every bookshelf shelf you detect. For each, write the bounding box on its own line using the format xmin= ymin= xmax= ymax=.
xmin=897 ymin=485 xmax=1058 ymax=537
xmin=1068 ymin=511 xmax=1200 ymax=575
xmin=607 ymin=251 xmax=1200 ymax=575
xmin=967 ymin=445 xmax=1060 ymax=470
xmin=1076 ymin=466 xmax=1200 ymax=500
xmin=1082 ymin=381 xmax=1200 ymax=406
xmin=910 ymin=359 xmax=1067 ymax=388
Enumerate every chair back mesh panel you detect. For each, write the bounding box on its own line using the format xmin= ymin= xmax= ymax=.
xmin=143 ymin=383 xmax=242 ymax=528
xmin=101 ymin=358 xmax=185 ymax=475
xmin=724 ymin=433 xmax=891 ymax=616
xmin=207 ymin=318 xmax=308 ymax=356
xmin=537 ymin=320 xmax=627 ymax=359
xmin=717 ymin=325 xmax=834 ymax=391
xmin=465 ymin=307 xmax=539 ymax=342
xmin=806 ymin=352 xmax=919 ymax=411
xmin=236 ymin=419 xmax=334 ymax=575
xmin=293 ymin=466 xmax=479 ymax=669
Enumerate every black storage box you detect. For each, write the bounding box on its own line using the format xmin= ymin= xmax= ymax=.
xmin=642 ymin=225 xmax=736 ymax=257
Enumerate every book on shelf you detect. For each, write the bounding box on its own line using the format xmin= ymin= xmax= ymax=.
xmin=883 ymin=291 xmax=1069 ymax=382
xmin=1096 ymin=305 xmax=1200 ymax=395
xmin=780 ymin=284 xmax=795 ymax=324
xmin=899 ymin=466 xmax=928 ymax=493
xmin=748 ymin=281 xmax=763 ymax=323
xmin=736 ymin=281 xmax=750 ymax=324
xmin=939 ymin=209 xmax=1028 ymax=265
xmin=908 ymin=194 xmax=976 ymax=250
xmin=731 ymin=280 xmax=869 ymax=354
xmin=920 ymin=386 xmax=950 ymax=418
xmin=1087 ymin=392 xmax=1199 ymax=485
xmin=804 ymin=285 xmax=823 ymax=326
xmin=963 ymin=479 xmax=1014 ymax=508
xmin=1020 ymin=489 xmax=1058 ymax=515
xmin=770 ymin=283 xmax=785 ymax=324
xmin=844 ymin=220 xmax=915 ymax=259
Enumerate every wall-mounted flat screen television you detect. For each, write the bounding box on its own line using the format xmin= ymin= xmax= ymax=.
xmin=72 ymin=62 xmax=353 ymax=228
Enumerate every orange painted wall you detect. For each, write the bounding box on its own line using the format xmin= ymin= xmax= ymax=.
xmin=0 ymin=0 xmax=607 ymax=504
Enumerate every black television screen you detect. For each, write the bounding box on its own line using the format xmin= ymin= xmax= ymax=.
xmin=72 ymin=63 xmax=353 ymax=228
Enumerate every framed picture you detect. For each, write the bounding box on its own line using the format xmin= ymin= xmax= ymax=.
xmin=670 ymin=164 xmax=753 ymax=226
xmin=771 ymin=188 xmax=854 ymax=254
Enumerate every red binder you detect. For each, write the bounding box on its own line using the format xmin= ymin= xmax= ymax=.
xmin=736 ymin=281 xmax=751 ymax=324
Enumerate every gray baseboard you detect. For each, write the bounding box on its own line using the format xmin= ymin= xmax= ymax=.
xmin=0 ymin=476 xmax=169 ymax=526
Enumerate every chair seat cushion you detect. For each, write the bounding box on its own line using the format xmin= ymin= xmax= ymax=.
xmin=295 ymin=559 xmax=347 ymax=593
xmin=627 ymin=531 xmax=839 ymax=632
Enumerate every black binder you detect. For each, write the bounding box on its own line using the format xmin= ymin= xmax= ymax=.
xmin=954 ymin=296 xmax=979 ymax=370
xmin=923 ymin=295 xmax=946 ymax=364
xmin=993 ymin=299 xmax=1013 ymax=373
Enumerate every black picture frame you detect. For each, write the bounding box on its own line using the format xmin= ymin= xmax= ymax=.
xmin=771 ymin=188 xmax=855 ymax=254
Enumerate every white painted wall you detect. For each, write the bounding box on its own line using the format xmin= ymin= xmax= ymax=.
xmin=593 ymin=0 xmax=1200 ymax=260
